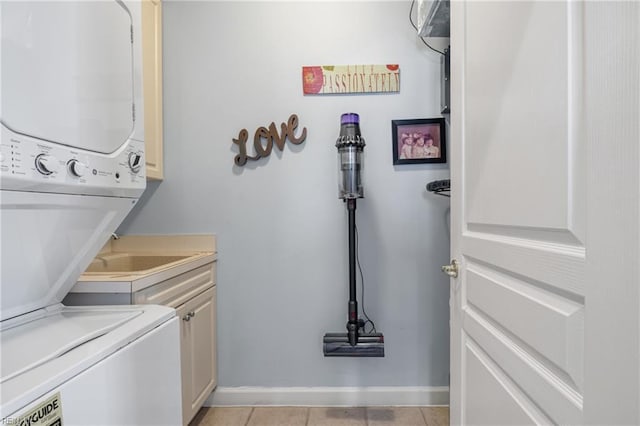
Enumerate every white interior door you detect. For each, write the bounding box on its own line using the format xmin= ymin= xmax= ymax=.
xmin=449 ymin=1 xmax=640 ymax=425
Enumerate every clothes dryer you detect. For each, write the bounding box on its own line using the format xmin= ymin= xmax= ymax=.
xmin=1 ymin=2 xmax=182 ymax=424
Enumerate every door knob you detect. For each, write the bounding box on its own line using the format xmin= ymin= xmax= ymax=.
xmin=442 ymin=259 xmax=459 ymax=278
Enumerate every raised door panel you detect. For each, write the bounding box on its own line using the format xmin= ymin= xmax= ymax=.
xmin=465 ymin=341 xmax=544 ymax=425
xmin=141 ymin=0 xmax=164 ymax=180
xmin=188 ymin=287 xmax=217 ymax=414
xmin=464 ymin=1 xmax=584 ymax=242
xmin=465 ymin=262 xmax=584 ymax=389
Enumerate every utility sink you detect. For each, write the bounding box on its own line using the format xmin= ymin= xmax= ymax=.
xmin=85 ymin=255 xmax=192 ymax=274
xmin=69 ymin=235 xmax=216 ymax=295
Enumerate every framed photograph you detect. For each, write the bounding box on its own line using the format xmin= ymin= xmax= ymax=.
xmin=392 ymin=118 xmax=447 ymax=165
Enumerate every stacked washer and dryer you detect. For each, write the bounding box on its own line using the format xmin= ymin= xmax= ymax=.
xmin=1 ymin=2 xmax=182 ymax=424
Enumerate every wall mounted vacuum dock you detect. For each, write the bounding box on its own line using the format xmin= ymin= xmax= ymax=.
xmin=323 ymin=113 xmax=385 ymax=358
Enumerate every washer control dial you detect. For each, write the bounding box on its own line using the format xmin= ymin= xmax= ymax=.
xmin=35 ymin=154 xmax=60 ymax=175
xmin=68 ymin=159 xmax=88 ymax=177
xmin=128 ymin=152 xmax=143 ymax=174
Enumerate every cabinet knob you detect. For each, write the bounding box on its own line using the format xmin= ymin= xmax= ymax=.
xmin=182 ymin=312 xmax=196 ymax=321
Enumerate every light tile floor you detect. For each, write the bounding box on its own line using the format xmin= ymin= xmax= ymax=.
xmin=189 ymin=406 xmax=449 ymax=426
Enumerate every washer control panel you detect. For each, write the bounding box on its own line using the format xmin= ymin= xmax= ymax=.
xmin=1 ymin=125 xmax=145 ymax=196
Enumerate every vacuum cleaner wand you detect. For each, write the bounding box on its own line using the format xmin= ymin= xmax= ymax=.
xmin=347 ymin=198 xmax=359 ymax=346
xmin=323 ymin=113 xmax=385 ymax=358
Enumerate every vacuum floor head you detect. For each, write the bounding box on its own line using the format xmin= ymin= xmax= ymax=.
xmin=323 ymin=332 xmax=385 ymax=357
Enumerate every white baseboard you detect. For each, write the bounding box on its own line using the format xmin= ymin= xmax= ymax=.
xmin=205 ymin=386 xmax=449 ymax=407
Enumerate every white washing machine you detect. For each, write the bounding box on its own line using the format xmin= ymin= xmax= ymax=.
xmin=0 ymin=2 xmax=182 ymax=425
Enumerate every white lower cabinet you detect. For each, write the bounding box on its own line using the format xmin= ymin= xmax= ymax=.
xmin=178 ymin=286 xmax=217 ymax=425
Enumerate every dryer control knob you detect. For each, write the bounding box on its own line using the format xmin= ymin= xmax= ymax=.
xmin=68 ymin=159 xmax=88 ymax=177
xmin=35 ymin=154 xmax=61 ymax=175
xmin=128 ymin=152 xmax=143 ymax=174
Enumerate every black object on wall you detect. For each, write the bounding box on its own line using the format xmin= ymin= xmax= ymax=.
xmin=441 ymin=46 xmax=450 ymax=114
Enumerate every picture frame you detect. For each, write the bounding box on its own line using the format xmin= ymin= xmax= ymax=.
xmin=392 ymin=118 xmax=447 ymax=165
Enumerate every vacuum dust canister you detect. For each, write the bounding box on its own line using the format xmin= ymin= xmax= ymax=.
xmin=336 ymin=113 xmax=365 ymax=199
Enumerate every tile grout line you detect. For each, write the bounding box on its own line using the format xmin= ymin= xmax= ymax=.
xmin=243 ymin=407 xmax=255 ymax=426
xmin=305 ymin=407 xmax=311 ymax=426
xmin=419 ymin=406 xmax=430 ymax=426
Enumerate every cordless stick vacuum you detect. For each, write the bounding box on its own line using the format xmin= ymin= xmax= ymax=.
xmin=323 ymin=113 xmax=385 ymax=357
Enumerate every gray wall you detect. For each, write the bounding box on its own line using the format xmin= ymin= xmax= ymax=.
xmin=119 ymin=1 xmax=451 ymax=387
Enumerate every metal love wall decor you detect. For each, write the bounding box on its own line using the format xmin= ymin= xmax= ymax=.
xmin=302 ymin=64 xmax=400 ymax=95
xmin=232 ymin=114 xmax=307 ymax=167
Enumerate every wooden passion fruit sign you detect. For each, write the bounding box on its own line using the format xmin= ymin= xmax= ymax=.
xmin=302 ymin=64 xmax=400 ymax=95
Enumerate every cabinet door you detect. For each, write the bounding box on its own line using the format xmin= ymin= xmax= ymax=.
xmin=179 ymin=287 xmax=217 ymax=425
xmin=141 ymin=0 xmax=164 ymax=180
